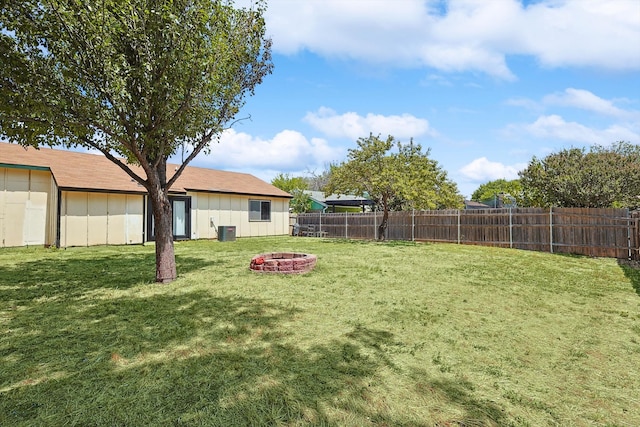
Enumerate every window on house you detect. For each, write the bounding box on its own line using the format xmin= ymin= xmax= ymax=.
xmin=249 ymin=199 xmax=271 ymax=221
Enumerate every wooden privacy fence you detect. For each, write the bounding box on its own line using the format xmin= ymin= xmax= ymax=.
xmin=295 ymin=208 xmax=640 ymax=260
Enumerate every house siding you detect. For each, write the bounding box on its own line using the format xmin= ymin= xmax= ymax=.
xmin=1 ymin=174 xmax=290 ymax=248
xmin=0 ymin=167 xmax=57 ymax=247
xmin=60 ymin=191 xmax=145 ymax=247
xmin=189 ymin=192 xmax=290 ymax=239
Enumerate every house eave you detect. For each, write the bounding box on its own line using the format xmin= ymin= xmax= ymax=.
xmin=184 ymin=187 xmax=293 ymax=199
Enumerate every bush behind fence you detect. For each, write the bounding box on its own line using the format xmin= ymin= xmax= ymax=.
xmin=296 ymin=208 xmax=640 ymax=260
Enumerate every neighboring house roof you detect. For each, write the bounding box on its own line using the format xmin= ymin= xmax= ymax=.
xmin=324 ymin=193 xmax=373 ymax=207
xmin=0 ymin=142 xmax=291 ymax=198
xmin=464 ymin=200 xmax=492 ymax=209
xmin=304 ymin=190 xmax=373 ymax=207
xmin=305 ymin=191 xmax=329 ymax=210
xmin=305 ymin=191 xmax=327 ymax=204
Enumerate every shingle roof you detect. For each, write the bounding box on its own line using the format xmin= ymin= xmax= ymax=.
xmin=464 ymin=200 xmax=492 ymax=209
xmin=304 ymin=190 xmax=372 ymax=205
xmin=0 ymin=142 xmax=292 ymax=198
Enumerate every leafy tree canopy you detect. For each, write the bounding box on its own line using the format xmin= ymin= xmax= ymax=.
xmin=519 ymin=142 xmax=640 ymax=208
xmin=271 ymin=173 xmax=308 ymax=194
xmin=471 ymin=179 xmax=524 ymax=207
xmin=0 ymin=0 xmax=272 ymax=282
xmin=288 ymin=189 xmax=312 ymax=214
xmin=271 ymin=173 xmax=311 ymax=213
xmin=326 ymin=134 xmax=462 ymax=239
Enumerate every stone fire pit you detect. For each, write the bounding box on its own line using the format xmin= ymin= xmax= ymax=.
xmin=250 ymin=252 xmax=317 ymax=274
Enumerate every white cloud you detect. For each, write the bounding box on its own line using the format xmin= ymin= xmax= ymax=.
xmin=505 ymin=97 xmax=542 ymax=112
xmin=503 ymin=89 xmax=640 ymax=144
xmin=520 ymin=0 xmax=640 ymax=70
xmin=303 ymin=107 xmax=433 ymax=140
xmin=543 ymin=88 xmax=640 ymax=119
xmin=507 ymin=88 xmax=640 ymax=119
xmin=526 ymin=115 xmax=598 ymax=142
xmin=515 ymin=114 xmax=640 ymax=144
xmin=459 ymin=157 xmax=526 ymax=182
xmin=191 ymin=128 xmax=343 ymax=172
xmin=260 ymin=0 xmax=640 ymax=79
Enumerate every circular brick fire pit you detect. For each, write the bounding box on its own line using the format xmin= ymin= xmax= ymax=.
xmin=250 ymin=252 xmax=317 ymax=274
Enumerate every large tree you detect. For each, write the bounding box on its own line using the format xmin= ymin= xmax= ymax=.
xmin=325 ymin=134 xmax=463 ymax=240
xmin=519 ymin=142 xmax=640 ymax=208
xmin=0 ymin=0 xmax=272 ymax=282
xmin=471 ymin=178 xmax=524 ymax=207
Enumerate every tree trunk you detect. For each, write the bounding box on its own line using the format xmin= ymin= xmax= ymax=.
xmin=377 ymin=195 xmax=389 ymax=241
xmin=378 ymin=208 xmax=389 ymax=241
xmin=149 ymin=187 xmax=177 ymax=283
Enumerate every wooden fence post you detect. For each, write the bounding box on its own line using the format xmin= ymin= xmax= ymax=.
xmin=509 ymin=208 xmax=513 ymax=249
xmin=627 ymin=208 xmax=631 ymax=260
xmin=457 ymin=209 xmax=461 ymax=244
xmin=637 ymin=215 xmax=640 ymax=260
xmin=549 ymin=207 xmax=554 ymax=254
xmin=375 ymin=209 xmax=378 ymax=241
xmin=412 ymin=209 xmax=415 ymax=241
xmin=345 ymin=212 xmax=348 ymax=239
xmin=637 ymin=214 xmax=640 ymax=260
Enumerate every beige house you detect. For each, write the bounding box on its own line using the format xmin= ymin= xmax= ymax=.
xmin=0 ymin=142 xmax=292 ymax=247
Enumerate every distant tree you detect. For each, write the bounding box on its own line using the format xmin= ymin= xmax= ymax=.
xmin=326 ymin=134 xmax=463 ymax=240
xmin=288 ymin=189 xmax=312 ymax=214
xmin=593 ymin=142 xmax=640 ymax=208
xmin=519 ymin=142 xmax=640 ymax=208
xmin=471 ymin=179 xmax=524 ymax=207
xmin=0 ymin=0 xmax=272 ymax=283
xmin=271 ymin=173 xmax=311 ymax=213
xmin=304 ymin=167 xmax=332 ymax=191
xmin=271 ymin=173 xmax=308 ymax=194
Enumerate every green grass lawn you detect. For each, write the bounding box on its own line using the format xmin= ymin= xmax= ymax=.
xmin=1 ymin=237 xmax=639 ymax=426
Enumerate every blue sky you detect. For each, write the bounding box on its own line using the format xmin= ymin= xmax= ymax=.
xmin=184 ymin=0 xmax=640 ymax=198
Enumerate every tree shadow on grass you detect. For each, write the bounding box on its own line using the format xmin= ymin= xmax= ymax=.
xmin=1 ymin=289 xmax=296 ymax=424
xmin=410 ymin=374 xmax=509 ymax=427
xmin=0 ymin=286 xmax=514 ymax=427
xmin=618 ymin=259 xmax=640 ymax=296
xmin=1 ymin=286 xmax=401 ymax=426
xmin=0 ymin=251 xmax=218 ymax=302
